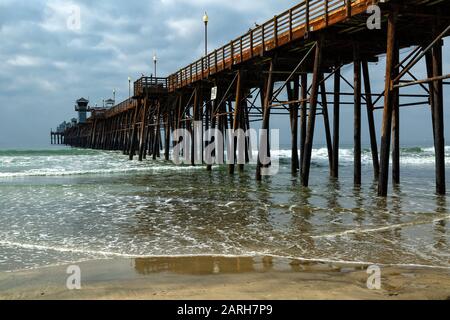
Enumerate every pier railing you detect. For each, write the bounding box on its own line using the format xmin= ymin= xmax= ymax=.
xmin=90 ymin=0 xmax=372 ymax=119
xmin=167 ymin=0 xmax=371 ymax=91
xmin=103 ymin=98 xmax=136 ymax=118
xmin=134 ymin=77 xmax=168 ymax=97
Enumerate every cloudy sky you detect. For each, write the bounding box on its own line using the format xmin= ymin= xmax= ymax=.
xmin=0 ymin=0 xmax=448 ymax=148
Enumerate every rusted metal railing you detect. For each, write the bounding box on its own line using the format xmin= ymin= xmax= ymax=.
xmin=104 ymin=98 xmax=136 ymax=118
xmin=167 ymin=0 xmax=368 ymax=91
xmin=134 ymin=77 xmax=168 ymax=97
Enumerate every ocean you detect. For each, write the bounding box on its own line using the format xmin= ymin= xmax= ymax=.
xmin=0 ymin=146 xmax=449 ymax=272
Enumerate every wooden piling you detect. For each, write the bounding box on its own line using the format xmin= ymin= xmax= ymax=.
xmin=353 ymin=44 xmax=362 ymax=186
xmin=256 ymin=60 xmax=274 ymax=181
xmin=129 ymin=101 xmax=140 ymax=160
xmin=300 ymin=73 xmax=308 ymax=177
xmin=229 ymin=70 xmax=242 ymax=175
xmin=332 ymin=67 xmax=340 ymax=179
xmin=287 ymin=76 xmax=300 ymax=175
xmin=426 ymin=51 xmax=436 ymax=143
xmin=138 ymin=98 xmax=149 ymax=161
xmin=301 ymin=40 xmax=322 ymax=187
xmin=320 ymin=77 xmax=333 ymax=174
xmin=392 ymin=42 xmax=400 ymax=185
xmin=164 ymin=111 xmax=171 ymax=161
xmin=362 ymin=61 xmax=380 ymax=179
xmin=432 ymin=36 xmax=446 ymax=195
xmin=206 ymin=96 xmax=215 ymax=171
xmin=237 ymin=94 xmax=248 ymax=173
xmin=153 ymin=103 xmax=161 ymax=160
xmin=191 ymin=88 xmax=199 ymax=166
xmin=378 ymin=11 xmax=397 ymax=197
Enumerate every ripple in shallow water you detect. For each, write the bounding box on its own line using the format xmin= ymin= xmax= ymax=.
xmin=0 ymin=148 xmax=449 ymax=271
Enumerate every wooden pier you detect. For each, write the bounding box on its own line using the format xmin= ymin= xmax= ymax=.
xmin=50 ymin=131 xmax=65 ymax=145
xmin=58 ymin=0 xmax=450 ymax=197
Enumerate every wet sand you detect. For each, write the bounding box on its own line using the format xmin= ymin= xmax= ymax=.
xmin=0 ymin=256 xmax=449 ymax=300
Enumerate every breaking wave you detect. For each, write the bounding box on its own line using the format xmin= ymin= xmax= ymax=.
xmin=0 ymin=146 xmax=448 ymax=178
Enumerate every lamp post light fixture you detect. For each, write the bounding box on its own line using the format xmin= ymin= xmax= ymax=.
xmin=128 ymin=77 xmax=131 ymax=100
xmin=153 ymin=53 xmax=157 ymax=79
xmin=203 ymin=12 xmax=209 ymax=57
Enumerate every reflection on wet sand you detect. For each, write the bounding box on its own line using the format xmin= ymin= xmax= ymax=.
xmin=132 ymin=255 xmax=364 ymax=276
xmin=134 ymin=256 xmax=257 ymax=275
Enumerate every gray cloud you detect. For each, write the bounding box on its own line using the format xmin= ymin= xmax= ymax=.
xmin=0 ymin=0 xmax=295 ymax=147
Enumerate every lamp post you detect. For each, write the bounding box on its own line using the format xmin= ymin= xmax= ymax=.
xmin=128 ymin=77 xmax=131 ymax=100
xmin=153 ymin=53 xmax=157 ymax=79
xmin=203 ymin=12 xmax=209 ymax=56
xmin=113 ymin=89 xmax=116 ymax=103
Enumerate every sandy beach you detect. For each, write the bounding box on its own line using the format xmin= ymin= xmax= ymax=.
xmin=0 ymin=256 xmax=449 ymax=300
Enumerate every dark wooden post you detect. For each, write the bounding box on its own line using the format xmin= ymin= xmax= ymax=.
xmin=432 ymin=37 xmax=446 ymax=195
xmin=301 ymin=40 xmax=322 ymax=187
xmin=378 ymin=11 xmax=397 ymax=197
xmin=148 ymin=110 xmax=155 ymax=158
xmin=362 ymin=61 xmax=380 ymax=179
xmin=164 ymin=111 xmax=171 ymax=161
xmin=216 ymin=92 xmax=225 ymax=167
xmin=392 ymin=42 xmax=400 ymax=185
xmin=300 ymin=73 xmax=308 ymax=176
xmin=90 ymin=119 xmax=97 ymax=148
xmin=129 ymin=100 xmax=140 ymax=160
xmin=353 ymin=44 xmax=362 ymax=186
xmin=256 ymin=60 xmax=274 ymax=181
xmin=191 ymin=87 xmax=199 ymax=166
xmin=242 ymin=97 xmax=250 ymax=167
xmin=229 ymin=70 xmax=242 ymax=174
xmin=153 ymin=103 xmax=161 ymax=160
xmin=110 ymin=117 xmax=116 ymax=150
xmin=176 ymin=94 xmax=183 ymax=151
xmin=426 ymin=52 xmax=436 ymax=143
xmin=287 ymin=76 xmax=300 ymax=175
xmin=320 ymin=77 xmax=333 ymax=174
xmin=332 ymin=67 xmax=340 ymax=178
xmin=138 ymin=98 xmax=149 ymax=161
xmin=238 ymin=96 xmax=248 ymax=173
xmin=122 ymin=110 xmax=130 ymax=154
xmin=206 ymin=92 xmax=216 ymax=171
